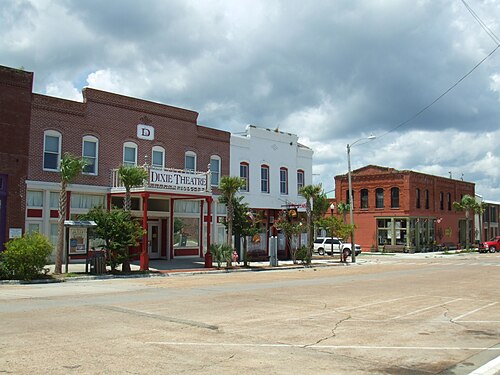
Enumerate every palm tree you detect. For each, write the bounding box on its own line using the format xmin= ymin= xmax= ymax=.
xmin=54 ymin=153 xmax=86 ymax=274
xmin=337 ymin=201 xmax=350 ymax=224
xmin=118 ymin=165 xmax=148 ymax=211
xmin=452 ymin=194 xmax=482 ymax=250
xmin=218 ymin=176 xmax=245 ymax=253
xmin=299 ymin=184 xmax=323 ymax=262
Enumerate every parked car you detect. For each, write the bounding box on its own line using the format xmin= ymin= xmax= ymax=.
xmin=479 ymin=236 xmax=500 ymax=253
xmin=313 ymin=237 xmax=362 ymax=256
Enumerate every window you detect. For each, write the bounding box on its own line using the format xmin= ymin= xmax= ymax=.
xmin=361 ymin=189 xmax=369 ymax=209
xmin=376 ymin=188 xmax=384 ymax=208
xmin=123 ymin=142 xmax=137 ymax=166
xmin=280 ymin=167 xmax=288 ymax=195
xmin=185 ymin=151 xmax=196 ymax=171
xmin=425 ymin=189 xmax=429 ymax=209
xmin=297 ymin=170 xmax=305 ymax=192
xmin=82 ymin=135 xmax=98 ymax=175
xmin=240 ymin=162 xmax=249 ymax=192
xmin=70 ymin=194 xmax=105 ymax=209
xmin=261 ymin=165 xmax=269 ymax=193
xmin=416 ymin=188 xmax=421 ymax=209
xmin=43 ymin=130 xmax=61 ymax=171
xmin=447 ymin=193 xmax=452 ymax=211
xmin=346 ymin=190 xmax=354 ymax=205
xmin=210 ymin=155 xmax=221 ymax=186
xmin=27 ymin=191 xmax=43 ymax=207
xmin=439 ymin=191 xmax=444 ymax=210
xmin=391 ymin=187 xmax=400 ymax=209
xmin=152 ymin=146 xmax=165 ymax=169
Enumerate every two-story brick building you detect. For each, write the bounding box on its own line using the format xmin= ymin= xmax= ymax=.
xmin=334 ymin=165 xmax=475 ymax=252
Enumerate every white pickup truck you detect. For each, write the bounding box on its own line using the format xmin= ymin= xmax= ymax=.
xmin=313 ymin=237 xmax=362 ymax=256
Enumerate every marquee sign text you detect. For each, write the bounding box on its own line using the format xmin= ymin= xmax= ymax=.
xmin=150 ymin=169 xmax=207 ymax=191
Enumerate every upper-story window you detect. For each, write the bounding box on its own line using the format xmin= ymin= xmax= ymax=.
xmin=43 ymin=130 xmax=61 ymax=171
xmin=185 ymin=151 xmax=196 ymax=171
xmin=82 ymin=135 xmax=98 ymax=175
xmin=280 ymin=167 xmax=288 ymax=195
xmin=210 ymin=155 xmax=221 ymax=186
xmin=152 ymin=146 xmax=165 ymax=169
xmin=376 ymin=188 xmax=384 ymax=208
xmin=240 ymin=162 xmax=249 ymax=192
xmin=425 ymin=189 xmax=430 ymax=209
xmin=297 ymin=170 xmax=305 ymax=192
xmin=416 ymin=188 xmax=421 ymax=209
xmin=447 ymin=192 xmax=452 ymax=211
xmin=261 ymin=165 xmax=269 ymax=193
xmin=391 ymin=187 xmax=400 ymax=208
xmin=346 ymin=190 xmax=355 ymax=205
xmin=439 ymin=191 xmax=444 ymax=210
xmin=361 ymin=189 xmax=369 ymax=209
xmin=123 ymin=142 xmax=137 ymax=166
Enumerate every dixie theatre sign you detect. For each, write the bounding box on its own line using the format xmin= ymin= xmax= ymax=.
xmin=149 ymin=169 xmax=207 ymax=192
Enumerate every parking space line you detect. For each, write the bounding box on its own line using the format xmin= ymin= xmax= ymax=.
xmin=389 ymin=298 xmax=463 ymax=320
xmin=453 ymin=302 xmax=498 ymax=322
xmin=468 ymin=354 xmax=500 ymax=375
xmin=338 ymin=295 xmax=421 ymax=312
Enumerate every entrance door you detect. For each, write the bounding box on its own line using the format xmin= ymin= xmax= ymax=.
xmin=148 ymin=223 xmax=160 ymax=259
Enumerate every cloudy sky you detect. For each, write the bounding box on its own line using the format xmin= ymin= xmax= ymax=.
xmin=1 ymin=0 xmax=499 ymax=201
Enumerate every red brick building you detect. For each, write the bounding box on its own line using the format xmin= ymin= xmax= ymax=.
xmin=335 ymin=165 xmax=475 ymax=252
xmin=1 ymin=65 xmax=230 ymax=268
xmin=0 ymin=67 xmax=33 ymax=251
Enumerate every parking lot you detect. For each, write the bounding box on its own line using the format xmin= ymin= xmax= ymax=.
xmin=1 ymin=252 xmax=499 ymax=374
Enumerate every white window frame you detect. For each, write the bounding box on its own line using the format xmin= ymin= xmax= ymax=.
xmin=185 ymin=151 xmax=197 ymax=171
xmin=123 ymin=141 xmax=138 ymax=166
xmin=43 ymin=130 xmax=62 ymax=171
xmin=261 ymin=165 xmax=270 ymax=193
xmin=297 ymin=170 xmax=305 ymax=192
xmin=152 ymin=146 xmax=165 ymax=169
xmin=82 ymin=135 xmax=99 ymax=175
xmin=210 ymin=155 xmax=221 ymax=187
xmin=240 ymin=162 xmax=249 ymax=192
xmin=280 ymin=167 xmax=288 ymax=195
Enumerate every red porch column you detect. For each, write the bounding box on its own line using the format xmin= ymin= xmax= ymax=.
xmin=204 ymin=197 xmax=213 ymax=268
xmin=140 ymin=192 xmax=149 ymax=270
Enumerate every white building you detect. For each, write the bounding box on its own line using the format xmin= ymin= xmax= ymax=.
xmin=230 ymin=125 xmax=313 ymax=259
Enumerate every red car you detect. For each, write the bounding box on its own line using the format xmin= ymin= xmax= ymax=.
xmin=479 ymin=236 xmax=500 ymax=253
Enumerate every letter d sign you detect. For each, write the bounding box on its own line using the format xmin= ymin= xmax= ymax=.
xmin=137 ymin=124 xmax=154 ymax=140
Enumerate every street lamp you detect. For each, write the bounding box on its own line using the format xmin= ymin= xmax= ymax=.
xmin=347 ymin=134 xmax=376 ymax=263
xmin=329 ymin=203 xmax=335 ymax=257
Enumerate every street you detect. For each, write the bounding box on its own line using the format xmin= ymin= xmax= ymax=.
xmin=1 ymin=252 xmax=499 ymax=374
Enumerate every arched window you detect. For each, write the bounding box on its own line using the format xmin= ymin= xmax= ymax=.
xmin=185 ymin=151 xmax=197 ymax=171
xmin=210 ymin=155 xmax=221 ymax=186
xmin=447 ymin=193 xmax=452 ymax=211
xmin=361 ymin=189 xmax=369 ymax=209
xmin=240 ymin=162 xmax=249 ymax=192
xmin=439 ymin=191 xmax=444 ymax=210
xmin=82 ymin=135 xmax=98 ymax=175
xmin=261 ymin=165 xmax=269 ymax=193
xmin=297 ymin=170 xmax=305 ymax=192
xmin=43 ymin=130 xmax=62 ymax=171
xmin=346 ymin=190 xmax=354 ymax=205
xmin=425 ymin=189 xmax=430 ymax=209
xmin=152 ymin=145 xmax=165 ymax=169
xmin=416 ymin=188 xmax=421 ymax=209
xmin=280 ymin=167 xmax=288 ymax=195
xmin=376 ymin=188 xmax=384 ymax=208
xmin=123 ymin=141 xmax=137 ymax=166
xmin=391 ymin=187 xmax=400 ymax=208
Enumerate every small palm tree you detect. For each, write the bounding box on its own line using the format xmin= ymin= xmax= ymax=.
xmin=55 ymin=153 xmax=86 ymax=274
xmin=337 ymin=201 xmax=350 ymax=224
xmin=118 ymin=165 xmax=148 ymax=211
xmin=218 ymin=176 xmax=245 ymax=253
xmin=452 ymin=194 xmax=482 ymax=250
xmin=299 ymin=184 xmax=323 ymax=262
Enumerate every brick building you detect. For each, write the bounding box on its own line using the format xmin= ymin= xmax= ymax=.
xmin=0 ymin=67 xmax=33 ymax=251
xmin=334 ymin=165 xmax=475 ymax=252
xmin=1 ymin=65 xmax=230 ymax=268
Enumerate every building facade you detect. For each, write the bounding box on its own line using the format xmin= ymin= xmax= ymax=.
xmin=334 ymin=165 xmax=475 ymax=252
xmin=230 ymin=125 xmax=313 ymax=258
xmin=480 ymin=199 xmax=500 ymax=241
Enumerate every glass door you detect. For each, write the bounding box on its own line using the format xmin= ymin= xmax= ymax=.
xmin=148 ymin=223 xmax=160 ymax=258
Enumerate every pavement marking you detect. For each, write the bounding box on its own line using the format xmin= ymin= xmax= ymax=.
xmin=338 ymin=295 xmax=421 ymax=312
xmin=389 ymin=298 xmax=463 ymax=320
xmin=453 ymin=302 xmax=499 ymax=322
xmin=145 ymin=341 xmax=500 ymax=351
xmin=468 ymin=354 xmax=500 ymax=375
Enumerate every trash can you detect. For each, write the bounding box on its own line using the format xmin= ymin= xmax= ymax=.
xmin=89 ymin=252 xmax=106 ymax=274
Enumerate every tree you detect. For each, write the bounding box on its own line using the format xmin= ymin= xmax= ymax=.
xmin=274 ymin=210 xmax=304 ymax=263
xmin=337 ymin=201 xmax=350 ymax=224
xmin=218 ymin=176 xmax=245 ymax=253
xmin=118 ymin=165 xmax=148 ymax=211
xmin=55 ymin=153 xmax=86 ymax=274
xmin=317 ymin=215 xmax=354 ymax=262
xmin=299 ymin=184 xmax=323 ymax=263
xmin=231 ymin=197 xmax=261 ymax=266
xmin=452 ymin=194 xmax=482 ymax=250
xmin=81 ymin=207 xmax=145 ymax=271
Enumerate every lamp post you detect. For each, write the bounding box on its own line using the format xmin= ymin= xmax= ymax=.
xmin=347 ymin=135 xmax=376 ymax=263
xmin=329 ymin=203 xmax=335 ymax=256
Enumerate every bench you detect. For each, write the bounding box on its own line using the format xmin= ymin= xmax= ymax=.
xmin=383 ymin=244 xmax=407 ymax=253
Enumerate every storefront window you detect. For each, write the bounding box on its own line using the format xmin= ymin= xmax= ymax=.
xmin=377 ymin=218 xmax=392 ymax=245
xmin=173 ymin=217 xmax=199 ymax=248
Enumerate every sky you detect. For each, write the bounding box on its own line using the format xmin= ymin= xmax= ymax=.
xmin=1 ymin=0 xmax=500 ymax=201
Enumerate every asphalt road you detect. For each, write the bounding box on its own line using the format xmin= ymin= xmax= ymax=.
xmin=1 ymin=252 xmax=499 ymax=374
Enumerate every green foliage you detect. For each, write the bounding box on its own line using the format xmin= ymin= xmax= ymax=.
xmin=1 ymin=232 xmax=52 ymax=280
xmin=336 ymin=201 xmax=350 ymax=223
xmin=295 ymin=245 xmax=310 ymax=265
xmin=274 ymin=209 xmax=304 ymax=263
xmin=210 ymin=243 xmax=233 ymax=268
xmin=299 ymin=184 xmax=324 ymax=263
xmin=80 ymin=207 xmax=145 ymax=271
xmin=453 ymin=194 xmax=483 ymax=250
xmin=218 ymin=176 xmax=245 ymax=251
xmin=317 ymin=215 xmax=354 ymax=242
xmin=118 ymin=165 xmax=148 ymax=211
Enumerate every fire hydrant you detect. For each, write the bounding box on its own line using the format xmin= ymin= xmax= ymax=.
xmin=232 ymin=250 xmax=239 ymax=265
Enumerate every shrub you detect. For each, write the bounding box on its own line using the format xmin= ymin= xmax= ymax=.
xmin=1 ymin=232 xmax=52 ymax=280
xmin=210 ymin=243 xmax=232 ymax=268
xmin=295 ymin=245 xmax=311 ymax=265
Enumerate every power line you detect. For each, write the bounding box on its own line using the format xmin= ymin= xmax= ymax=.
xmin=461 ymin=0 xmax=500 ymax=45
